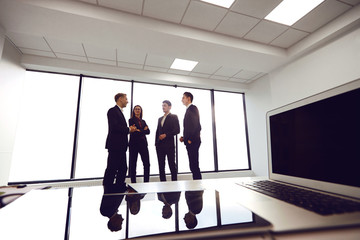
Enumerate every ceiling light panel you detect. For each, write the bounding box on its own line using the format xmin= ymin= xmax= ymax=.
xmin=265 ymin=0 xmax=324 ymax=26
xmin=170 ymin=58 xmax=198 ymax=71
xmin=201 ymin=0 xmax=235 ymax=8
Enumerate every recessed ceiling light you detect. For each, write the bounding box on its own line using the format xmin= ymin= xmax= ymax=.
xmin=170 ymin=58 xmax=198 ymax=71
xmin=201 ymin=0 xmax=235 ymax=9
xmin=265 ymin=0 xmax=324 ymax=26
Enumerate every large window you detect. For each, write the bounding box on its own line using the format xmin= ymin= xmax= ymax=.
xmin=131 ymin=84 xmax=214 ymax=178
xmin=176 ymin=87 xmax=214 ymax=173
xmin=132 ymin=83 xmax=178 ymax=177
xmin=75 ymin=77 xmax=131 ymax=179
xmin=9 ymin=71 xmax=79 ymax=182
xmin=214 ymin=91 xmax=249 ymax=170
xmin=9 ymin=71 xmax=250 ymax=183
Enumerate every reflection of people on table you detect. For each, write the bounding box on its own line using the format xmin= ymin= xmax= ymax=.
xmin=100 ymin=185 xmax=126 ymax=232
xmin=125 ymin=187 xmax=146 ymax=215
xmin=128 ymin=105 xmax=150 ymax=183
xmin=184 ymin=190 xmax=204 ymax=229
xmin=157 ymin=191 xmax=181 ymax=219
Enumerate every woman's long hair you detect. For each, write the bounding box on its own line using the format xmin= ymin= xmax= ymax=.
xmin=131 ymin=105 xmax=143 ymax=119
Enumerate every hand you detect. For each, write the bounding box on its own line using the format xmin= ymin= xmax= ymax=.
xmin=179 ymin=136 xmax=184 ymax=142
xmin=129 ymin=124 xmax=137 ymax=133
xmin=144 ymin=126 xmax=148 ymax=130
xmin=187 ymin=140 xmax=192 ymax=144
xmin=159 ymin=134 xmax=166 ymax=140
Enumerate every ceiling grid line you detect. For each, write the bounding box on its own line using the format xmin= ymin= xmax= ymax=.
xmin=142 ymin=54 xmax=148 ymax=70
xmin=81 ymin=43 xmax=89 ymax=63
xmin=43 ymin=37 xmax=57 ymax=58
xmin=212 ymin=8 xmax=232 ymax=32
xmin=179 ymin=1 xmax=192 ymax=25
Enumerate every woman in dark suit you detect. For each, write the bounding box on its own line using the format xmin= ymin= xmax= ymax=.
xmin=128 ymin=105 xmax=150 ymax=183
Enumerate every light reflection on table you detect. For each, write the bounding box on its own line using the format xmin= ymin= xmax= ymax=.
xmin=0 ymin=184 xmax=271 ymax=240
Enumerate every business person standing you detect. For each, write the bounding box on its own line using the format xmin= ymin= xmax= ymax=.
xmin=128 ymin=105 xmax=150 ymax=183
xmin=180 ymin=92 xmax=202 ymax=180
xmin=104 ymin=93 xmax=136 ymax=193
xmin=155 ymin=100 xmax=180 ymax=181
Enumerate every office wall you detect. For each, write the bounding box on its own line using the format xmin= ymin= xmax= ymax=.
xmin=0 ymin=38 xmax=25 ymax=186
xmin=246 ymin=27 xmax=360 ymax=177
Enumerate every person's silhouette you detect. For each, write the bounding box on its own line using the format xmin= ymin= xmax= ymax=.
xmin=183 ymin=190 xmax=204 ymax=229
xmin=157 ymin=191 xmax=181 ymax=219
xmin=100 ymin=185 xmax=127 ymax=232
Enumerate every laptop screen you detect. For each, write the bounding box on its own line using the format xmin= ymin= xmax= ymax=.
xmin=267 ymin=79 xmax=360 ymax=192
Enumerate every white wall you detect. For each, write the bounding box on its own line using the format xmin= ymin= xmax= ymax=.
xmin=246 ymin=27 xmax=360 ymax=177
xmin=0 ymin=38 xmax=25 ymax=186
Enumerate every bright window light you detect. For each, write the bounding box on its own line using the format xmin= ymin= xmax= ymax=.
xmin=201 ymin=0 xmax=235 ymax=8
xmin=170 ymin=58 xmax=198 ymax=71
xmin=265 ymin=0 xmax=324 ymax=26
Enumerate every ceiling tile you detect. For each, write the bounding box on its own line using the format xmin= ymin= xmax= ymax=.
xmin=293 ymin=0 xmax=352 ymax=32
xmin=192 ymin=63 xmax=220 ymax=75
xmin=88 ymin=57 xmax=116 ymax=66
xmin=46 ymin=37 xmax=85 ymax=56
xmin=190 ymin=72 xmax=212 ymax=78
xmin=244 ymin=20 xmax=288 ymax=44
xmin=215 ymin=12 xmax=260 ymax=38
xmin=145 ymin=54 xmax=173 ymax=68
xmin=167 ymin=69 xmax=190 ymax=75
xmin=210 ymin=75 xmax=230 ymax=81
xmin=19 ymin=48 xmax=56 ymax=57
xmin=143 ymin=0 xmax=190 ymax=24
xmin=117 ymin=61 xmax=143 ymax=70
xmin=56 ymin=53 xmax=88 ymax=62
xmin=231 ymin=0 xmax=282 ymax=19
xmin=181 ymin=1 xmax=228 ymax=31
xmin=83 ymin=44 xmax=116 ymax=60
xmin=144 ymin=65 xmax=169 ymax=73
xmin=229 ymin=77 xmax=247 ymax=83
xmin=117 ymin=49 xmax=146 ymax=65
xmin=7 ymin=32 xmax=50 ymax=51
xmin=213 ymin=66 xmax=241 ymax=77
xmin=233 ymin=70 xmax=259 ymax=79
xmin=251 ymin=72 xmax=266 ymax=80
xmin=98 ymin=0 xmax=143 ymax=15
xmin=270 ymin=28 xmax=309 ymax=48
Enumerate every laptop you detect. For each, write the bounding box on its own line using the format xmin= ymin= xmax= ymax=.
xmin=234 ymin=78 xmax=360 ymax=232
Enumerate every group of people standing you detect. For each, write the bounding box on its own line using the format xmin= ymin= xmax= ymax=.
xmin=102 ymin=92 xmax=202 ymax=193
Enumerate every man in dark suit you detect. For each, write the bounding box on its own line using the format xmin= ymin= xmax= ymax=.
xmin=180 ymin=92 xmax=202 ymax=180
xmin=155 ymin=100 xmax=180 ymax=181
xmin=103 ymin=93 xmax=136 ymax=193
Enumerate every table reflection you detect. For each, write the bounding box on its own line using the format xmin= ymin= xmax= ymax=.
xmin=92 ymin=187 xmax=271 ymax=239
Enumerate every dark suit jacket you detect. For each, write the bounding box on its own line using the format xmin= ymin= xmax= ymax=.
xmin=105 ymin=105 xmax=129 ymax=151
xmin=128 ymin=117 xmax=150 ymax=146
xmin=155 ymin=113 xmax=180 ymax=147
xmin=100 ymin=193 xmax=125 ymax=218
xmin=157 ymin=191 xmax=181 ymax=205
xmin=185 ymin=190 xmax=203 ymax=214
xmin=183 ymin=105 xmax=201 ymax=144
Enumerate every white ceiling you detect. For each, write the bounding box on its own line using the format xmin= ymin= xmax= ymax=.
xmin=0 ymin=0 xmax=359 ymax=86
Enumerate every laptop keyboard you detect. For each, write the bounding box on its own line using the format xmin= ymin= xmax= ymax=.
xmin=240 ymin=180 xmax=360 ymax=216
